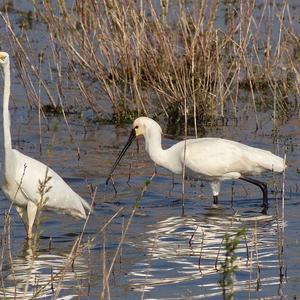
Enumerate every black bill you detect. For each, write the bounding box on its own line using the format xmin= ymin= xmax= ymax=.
xmin=106 ymin=129 xmax=136 ymax=185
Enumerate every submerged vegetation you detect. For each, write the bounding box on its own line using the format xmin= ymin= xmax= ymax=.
xmin=219 ymin=228 xmax=247 ymax=299
xmin=0 ymin=0 xmax=299 ymax=130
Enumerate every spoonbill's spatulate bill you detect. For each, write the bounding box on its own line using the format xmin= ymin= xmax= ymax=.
xmin=106 ymin=117 xmax=286 ymax=214
xmin=0 ymin=52 xmax=91 ymax=239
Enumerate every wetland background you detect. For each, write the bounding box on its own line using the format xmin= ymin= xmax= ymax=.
xmin=0 ymin=0 xmax=299 ymax=299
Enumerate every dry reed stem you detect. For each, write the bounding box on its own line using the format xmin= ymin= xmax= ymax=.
xmin=101 ymin=206 xmax=137 ymax=300
xmin=0 ymin=11 xmax=57 ymax=108
xmin=1 ymin=0 xmax=294 ymax=127
xmin=101 ymin=170 xmax=156 ymax=299
xmin=0 ymin=181 xmax=122 ymax=299
xmin=30 ymin=198 xmax=123 ymax=299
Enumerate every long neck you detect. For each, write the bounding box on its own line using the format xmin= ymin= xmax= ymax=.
xmin=2 ymin=61 xmax=12 ymax=154
xmin=144 ymin=129 xmax=165 ymax=166
xmin=144 ymin=129 xmax=183 ymax=175
xmin=144 ymin=129 xmax=183 ymax=174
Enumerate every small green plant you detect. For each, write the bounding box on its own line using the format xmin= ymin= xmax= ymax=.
xmin=219 ymin=228 xmax=246 ymax=300
xmin=33 ymin=168 xmax=52 ymax=243
xmin=135 ymin=177 xmax=153 ymax=208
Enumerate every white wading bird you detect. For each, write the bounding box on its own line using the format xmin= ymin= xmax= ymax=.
xmin=106 ymin=117 xmax=286 ymax=214
xmin=0 ymin=52 xmax=91 ymax=239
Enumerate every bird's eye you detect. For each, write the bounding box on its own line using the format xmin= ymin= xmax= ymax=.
xmin=135 ymin=125 xmax=139 ymax=129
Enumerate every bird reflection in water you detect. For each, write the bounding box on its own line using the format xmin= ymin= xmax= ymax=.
xmin=0 ymin=239 xmax=89 ymax=299
xmin=129 ymin=208 xmax=286 ymax=298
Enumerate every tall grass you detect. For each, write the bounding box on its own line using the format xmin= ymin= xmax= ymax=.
xmin=1 ymin=0 xmax=298 ymax=130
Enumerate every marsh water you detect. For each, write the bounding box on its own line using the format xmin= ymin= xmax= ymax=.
xmin=0 ymin=97 xmax=298 ymax=299
xmin=0 ymin=1 xmax=300 ymax=300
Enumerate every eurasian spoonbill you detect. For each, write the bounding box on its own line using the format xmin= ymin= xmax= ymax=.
xmin=106 ymin=117 xmax=285 ymax=214
xmin=0 ymin=52 xmax=91 ymax=239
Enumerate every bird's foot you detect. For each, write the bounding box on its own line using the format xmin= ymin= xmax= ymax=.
xmin=261 ymin=206 xmax=268 ymax=215
xmin=212 ymin=203 xmax=219 ymax=208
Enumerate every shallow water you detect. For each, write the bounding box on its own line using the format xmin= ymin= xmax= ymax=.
xmin=0 ymin=1 xmax=300 ymax=299
xmin=0 ymin=105 xmax=298 ymax=299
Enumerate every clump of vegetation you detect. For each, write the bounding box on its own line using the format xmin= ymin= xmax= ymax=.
xmin=219 ymin=228 xmax=246 ymax=300
xmin=33 ymin=167 xmax=52 ymax=243
xmin=1 ymin=1 xmax=299 ymax=129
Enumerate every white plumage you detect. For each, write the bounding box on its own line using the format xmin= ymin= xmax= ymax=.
xmin=162 ymin=138 xmax=284 ymax=177
xmin=0 ymin=52 xmax=91 ymax=239
xmin=107 ymin=117 xmax=286 ymax=214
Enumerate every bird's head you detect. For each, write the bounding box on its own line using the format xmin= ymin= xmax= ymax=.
xmin=106 ymin=116 xmax=162 ymax=184
xmin=133 ymin=117 xmax=162 ymax=138
xmin=0 ymin=52 xmax=9 ymax=65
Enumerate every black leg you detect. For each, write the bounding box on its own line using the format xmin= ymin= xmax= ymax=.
xmin=213 ymin=195 xmax=218 ymax=205
xmin=239 ymin=176 xmax=268 ymax=214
